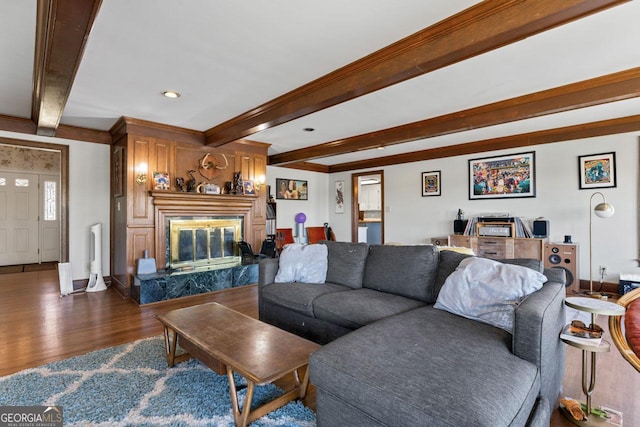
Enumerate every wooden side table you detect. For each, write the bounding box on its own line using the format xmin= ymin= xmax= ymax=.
xmin=560 ymin=297 xmax=625 ymax=426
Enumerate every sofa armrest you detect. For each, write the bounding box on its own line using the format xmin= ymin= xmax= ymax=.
xmin=513 ymin=281 xmax=565 ymax=413
xmin=259 ymin=258 xmax=279 ymax=287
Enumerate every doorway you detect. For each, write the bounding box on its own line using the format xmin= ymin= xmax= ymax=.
xmin=351 ymin=170 xmax=384 ymax=244
xmin=0 ymin=140 xmax=68 ymax=266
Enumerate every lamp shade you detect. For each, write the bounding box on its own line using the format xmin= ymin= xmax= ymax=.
xmin=593 ymin=202 xmax=614 ymax=218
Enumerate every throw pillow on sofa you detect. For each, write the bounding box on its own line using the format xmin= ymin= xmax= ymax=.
xmin=434 ymin=256 xmax=546 ymax=333
xmin=274 ymin=243 xmax=328 ymax=283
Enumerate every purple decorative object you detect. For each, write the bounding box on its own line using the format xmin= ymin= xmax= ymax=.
xmin=295 ymin=212 xmax=307 ymax=224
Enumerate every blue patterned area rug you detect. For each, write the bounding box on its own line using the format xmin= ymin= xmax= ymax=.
xmin=0 ymin=336 xmax=316 ymax=426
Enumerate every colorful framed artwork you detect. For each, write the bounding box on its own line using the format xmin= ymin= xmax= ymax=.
xmin=275 ymin=178 xmax=308 ymax=200
xmin=578 ymin=152 xmax=616 ymax=189
xmin=153 ymin=171 xmax=170 ymax=190
xmin=421 ymin=171 xmax=441 ymax=197
xmin=468 ymin=151 xmax=536 ymax=199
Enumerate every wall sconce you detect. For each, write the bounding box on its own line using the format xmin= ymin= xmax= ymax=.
xmin=136 ymin=163 xmax=148 ymax=185
xmin=255 ymin=174 xmax=266 ymax=192
xmin=588 ymin=191 xmax=615 ymax=296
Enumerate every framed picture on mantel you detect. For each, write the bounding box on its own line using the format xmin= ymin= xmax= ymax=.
xmin=468 ymin=151 xmax=536 ymax=200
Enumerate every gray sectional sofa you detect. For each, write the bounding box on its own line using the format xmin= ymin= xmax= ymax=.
xmin=258 ymin=241 xmax=566 ymax=426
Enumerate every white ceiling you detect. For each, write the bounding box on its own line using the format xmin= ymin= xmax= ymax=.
xmin=1 ymin=1 xmax=639 ymax=167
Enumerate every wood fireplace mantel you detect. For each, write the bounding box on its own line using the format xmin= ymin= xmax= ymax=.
xmin=150 ymin=190 xmax=257 ymax=206
xmin=151 ymin=191 xmax=258 ymax=269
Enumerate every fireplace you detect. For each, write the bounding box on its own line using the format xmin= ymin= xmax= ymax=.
xmin=167 ymin=217 xmax=243 ymax=270
xmin=151 ymin=191 xmax=258 ymax=274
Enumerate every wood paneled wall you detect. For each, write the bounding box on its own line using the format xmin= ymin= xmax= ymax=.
xmin=109 ymin=117 xmax=268 ymax=297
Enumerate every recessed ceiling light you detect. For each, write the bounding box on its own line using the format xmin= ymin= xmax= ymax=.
xmin=303 ymin=127 xmax=315 ymax=132
xmin=162 ymin=90 xmax=181 ymax=99
xmin=377 ymin=146 xmax=385 ymax=150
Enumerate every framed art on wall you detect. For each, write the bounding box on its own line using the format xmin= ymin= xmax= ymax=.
xmin=112 ymin=147 xmax=124 ymax=197
xmin=275 ymin=178 xmax=308 ymax=200
xmin=335 ymin=180 xmax=345 ymax=213
xmin=468 ymin=151 xmax=536 ymax=199
xmin=421 ymin=171 xmax=441 ymax=197
xmin=578 ymin=152 xmax=616 ymax=189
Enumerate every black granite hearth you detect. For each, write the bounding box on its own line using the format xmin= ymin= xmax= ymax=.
xmin=131 ymin=262 xmax=258 ymax=304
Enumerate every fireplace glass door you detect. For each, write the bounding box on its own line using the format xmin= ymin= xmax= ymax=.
xmin=170 ymin=218 xmax=242 ymax=269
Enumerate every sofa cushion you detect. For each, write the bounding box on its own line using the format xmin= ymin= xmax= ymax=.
xmin=434 ymin=257 xmax=546 ymax=333
xmin=321 ymin=240 xmax=370 ymax=289
xmin=433 ymin=249 xmax=474 ymax=300
xmin=362 ymin=244 xmax=439 ymax=303
xmin=543 ymin=267 xmax=566 ymax=285
xmin=313 ymin=288 xmax=426 ymax=329
xmin=261 ymin=282 xmax=351 ymax=317
xmin=310 ymin=306 xmax=540 ymax=427
xmin=274 ymin=243 xmax=328 ymax=283
xmin=502 ymin=258 xmax=544 ymax=273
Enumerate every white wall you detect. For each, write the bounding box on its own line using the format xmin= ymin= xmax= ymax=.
xmin=324 ymin=132 xmax=640 ymax=283
xmin=0 ymin=131 xmax=111 ymax=280
xmin=266 ymin=166 xmax=330 ymax=233
xmin=67 ymin=140 xmax=110 ymax=279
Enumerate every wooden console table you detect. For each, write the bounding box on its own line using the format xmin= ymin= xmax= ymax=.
xmin=448 ymin=235 xmax=545 ymax=261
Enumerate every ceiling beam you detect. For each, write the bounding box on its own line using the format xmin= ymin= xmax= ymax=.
xmin=0 ymin=113 xmax=110 ymax=145
xmin=205 ymin=0 xmax=627 ymax=147
xmin=327 ymin=115 xmax=640 ymax=173
xmin=269 ymin=67 xmax=640 ymax=165
xmin=32 ymin=0 xmax=102 ymax=136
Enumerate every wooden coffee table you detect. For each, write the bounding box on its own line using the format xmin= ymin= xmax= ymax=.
xmin=156 ymin=302 xmax=320 ymax=427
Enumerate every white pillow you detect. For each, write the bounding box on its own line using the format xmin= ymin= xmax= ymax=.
xmin=434 ymin=257 xmax=546 ymax=333
xmin=274 ymin=243 xmax=328 ymax=284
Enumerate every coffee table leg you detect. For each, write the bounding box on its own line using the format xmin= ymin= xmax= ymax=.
xmin=226 ymin=365 xmax=311 ymax=426
xmin=298 ymin=367 xmax=311 ymax=400
xmin=162 ymin=326 xmax=178 ymax=367
xmin=227 ymin=366 xmax=255 ymax=427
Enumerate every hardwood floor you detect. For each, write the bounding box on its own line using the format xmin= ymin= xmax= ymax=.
xmin=1 ymin=269 xmax=638 ymax=425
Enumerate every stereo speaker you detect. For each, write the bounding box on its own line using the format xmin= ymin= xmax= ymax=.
xmin=543 ymin=243 xmax=579 ymax=294
xmin=532 ymin=219 xmax=549 ymax=238
xmin=453 ymin=219 xmax=468 ymax=235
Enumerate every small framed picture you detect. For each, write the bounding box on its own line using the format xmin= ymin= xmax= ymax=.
xmin=153 ymin=172 xmax=170 ymax=190
xmin=578 ymin=152 xmax=616 ymax=189
xmin=243 ymin=180 xmax=255 ymax=195
xmin=335 ymin=180 xmax=345 ymax=213
xmin=468 ymin=151 xmax=535 ymax=199
xmin=205 ymin=183 xmax=220 ymax=194
xmin=421 ymin=171 xmax=441 ymax=197
xmin=113 ymin=147 xmax=124 ymax=197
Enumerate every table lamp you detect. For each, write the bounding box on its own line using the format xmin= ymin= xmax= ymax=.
xmin=588 ymin=192 xmax=614 ymax=297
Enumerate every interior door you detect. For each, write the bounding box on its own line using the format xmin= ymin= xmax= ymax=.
xmin=0 ymin=172 xmax=40 ymax=265
xmin=351 ymin=170 xmax=384 ymax=244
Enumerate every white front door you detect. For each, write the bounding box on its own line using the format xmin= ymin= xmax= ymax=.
xmin=0 ymin=172 xmax=40 ymax=265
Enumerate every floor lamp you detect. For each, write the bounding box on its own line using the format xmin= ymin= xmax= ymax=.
xmin=588 ymin=192 xmax=615 ymax=297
